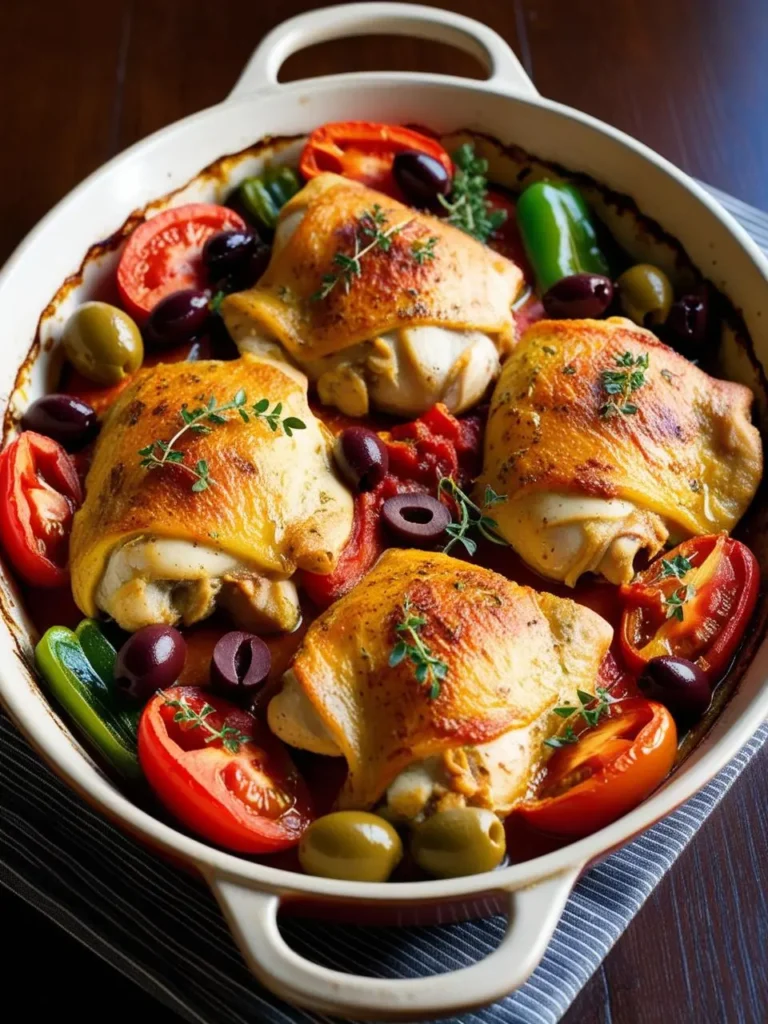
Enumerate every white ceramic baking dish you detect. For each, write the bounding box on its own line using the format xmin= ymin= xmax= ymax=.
xmin=1 ymin=5 xmax=767 ymax=1019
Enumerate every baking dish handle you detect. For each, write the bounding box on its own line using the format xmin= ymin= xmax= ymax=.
xmin=209 ymin=868 xmax=577 ymax=1019
xmin=228 ymin=2 xmax=537 ymax=101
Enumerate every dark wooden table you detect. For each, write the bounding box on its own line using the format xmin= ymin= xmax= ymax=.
xmin=2 ymin=1 xmax=767 ymax=1021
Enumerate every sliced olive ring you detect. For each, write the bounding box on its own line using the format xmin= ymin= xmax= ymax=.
xmin=381 ymin=494 xmax=451 ymax=546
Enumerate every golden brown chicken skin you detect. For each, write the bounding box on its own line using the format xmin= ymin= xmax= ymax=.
xmin=221 ymin=174 xmax=523 ymax=417
xmin=70 ymin=355 xmax=353 ymax=633
xmin=268 ymin=549 xmax=612 ymax=817
xmin=476 ymin=317 xmax=762 ymax=586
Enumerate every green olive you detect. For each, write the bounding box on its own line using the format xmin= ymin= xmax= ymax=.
xmin=298 ymin=811 xmax=403 ymax=883
xmin=411 ymin=807 xmax=506 ymax=879
xmin=62 ymin=301 xmax=143 ymax=385
xmin=617 ymin=264 xmax=674 ymax=327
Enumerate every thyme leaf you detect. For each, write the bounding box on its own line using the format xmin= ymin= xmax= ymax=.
xmin=389 ymin=596 xmax=448 ymax=699
xmin=600 ymin=351 xmax=650 ymax=418
xmin=544 ymin=724 xmax=579 ymax=749
xmin=311 ymin=204 xmax=415 ymax=302
xmin=438 ymin=478 xmax=509 ymax=557
xmin=660 ymin=554 xmax=694 ymax=580
xmin=162 ymin=693 xmax=252 ymax=754
xmin=137 ymin=391 xmax=306 ymax=490
xmin=663 ymin=584 xmax=696 ymax=621
xmin=545 ymin=687 xmax=616 ymax=748
xmin=438 ymin=143 xmax=506 ymax=243
xmin=410 ymin=235 xmax=439 ymax=265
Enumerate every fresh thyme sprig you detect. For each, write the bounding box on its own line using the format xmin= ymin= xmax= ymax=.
xmin=663 ymin=584 xmax=696 ymax=621
xmin=437 ymin=478 xmax=509 ymax=557
xmin=438 ymin=143 xmax=507 ymax=244
xmin=388 ymin=596 xmax=448 ymax=700
xmin=659 ymin=554 xmax=694 ymax=580
xmin=545 ymin=723 xmax=579 ymax=749
xmin=311 ymin=204 xmax=415 ymax=302
xmin=600 ymin=351 xmax=650 ymax=418
xmin=137 ymin=389 xmax=306 ymax=492
xmin=545 ymin=687 xmax=615 ymax=749
xmin=410 ymin=235 xmax=438 ymax=265
xmin=162 ymin=693 xmax=252 ymax=754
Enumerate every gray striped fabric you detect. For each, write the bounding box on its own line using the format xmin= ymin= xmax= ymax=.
xmin=0 ymin=183 xmax=766 ymax=1024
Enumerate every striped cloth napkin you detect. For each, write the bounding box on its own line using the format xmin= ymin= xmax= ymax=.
xmin=0 ymin=183 xmax=766 ymax=1024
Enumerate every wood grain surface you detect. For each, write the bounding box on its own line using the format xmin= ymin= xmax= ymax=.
xmin=2 ymin=1 xmax=767 ymax=1021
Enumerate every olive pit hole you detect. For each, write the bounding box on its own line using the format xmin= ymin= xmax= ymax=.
xmin=401 ymin=507 xmax=435 ymax=524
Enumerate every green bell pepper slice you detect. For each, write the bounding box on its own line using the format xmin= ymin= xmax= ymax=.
xmin=75 ymin=618 xmax=118 ymax=685
xmin=35 ymin=624 xmax=140 ymax=780
xmin=239 ymin=166 xmax=302 ymax=231
xmin=516 ymin=181 xmax=610 ymax=293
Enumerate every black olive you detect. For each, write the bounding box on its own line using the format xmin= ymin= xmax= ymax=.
xmin=210 ymin=631 xmax=271 ymax=700
xmin=663 ymin=294 xmax=709 ymax=358
xmin=637 ymin=656 xmax=712 ymax=721
xmin=334 ymin=427 xmax=389 ymax=492
xmin=21 ymin=394 xmax=98 ymax=451
xmin=114 ymin=626 xmax=187 ymax=704
xmin=542 ymin=274 xmax=614 ymax=320
xmin=393 ymin=151 xmax=452 ymax=211
xmin=202 ymin=230 xmax=257 ymax=281
xmin=145 ymin=289 xmax=211 ymax=348
xmin=381 ymin=494 xmax=451 ymax=545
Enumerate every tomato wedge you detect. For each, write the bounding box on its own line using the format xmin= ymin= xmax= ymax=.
xmin=139 ymin=687 xmax=313 ymax=854
xmin=619 ymin=534 xmax=758 ymax=682
xmin=0 ymin=432 xmax=83 ymax=587
xmin=299 ymin=121 xmax=453 ymax=197
xmin=116 ymin=204 xmax=246 ymax=321
xmin=516 ymin=698 xmax=677 ymax=837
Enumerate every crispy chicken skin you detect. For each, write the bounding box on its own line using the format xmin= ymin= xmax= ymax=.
xmin=70 ymin=355 xmax=353 ymax=632
xmin=476 ymin=317 xmax=762 ymax=586
xmin=268 ymin=549 xmax=612 ymax=815
xmin=221 ymin=174 xmax=523 ymax=417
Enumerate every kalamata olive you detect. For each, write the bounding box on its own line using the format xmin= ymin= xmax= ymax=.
xmin=210 ymin=631 xmax=271 ymax=699
xmin=411 ymin=807 xmax=507 ymax=879
xmin=616 ymin=264 xmax=673 ymax=327
xmin=145 ymin=289 xmax=211 ymax=348
xmin=246 ymin=241 xmax=271 ymax=284
xmin=202 ymin=229 xmax=257 ymax=280
xmin=393 ymin=150 xmax=452 ymax=211
xmin=62 ymin=302 xmax=143 ymax=385
xmin=637 ymin=656 xmax=711 ymax=720
xmin=21 ymin=394 xmax=98 ymax=450
xmin=209 ymin=244 xmax=271 ymax=298
xmin=542 ymin=273 xmax=614 ymax=320
xmin=299 ymin=811 xmax=403 ymax=882
xmin=334 ymin=427 xmax=389 ymax=491
xmin=114 ymin=625 xmax=187 ymax=704
xmin=381 ymin=494 xmax=451 ymax=546
xmin=663 ymin=294 xmax=709 ymax=357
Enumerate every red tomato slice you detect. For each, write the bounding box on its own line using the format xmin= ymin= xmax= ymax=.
xmin=116 ymin=204 xmax=246 ymax=322
xmin=619 ymin=534 xmax=758 ymax=683
xmin=301 ymin=488 xmax=384 ymax=609
xmin=299 ymin=121 xmax=453 ymax=198
xmin=516 ymin=698 xmax=677 ymax=837
xmin=139 ymin=687 xmax=313 ymax=854
xmin=0 ymin=432 xmax=82 ymax=587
